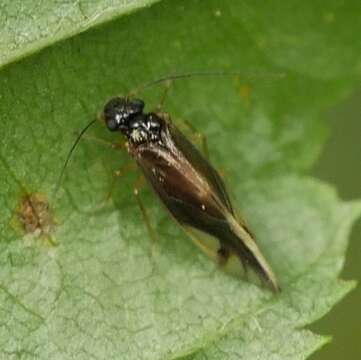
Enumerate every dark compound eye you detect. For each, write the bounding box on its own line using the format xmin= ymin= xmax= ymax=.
xmin=129 ymin=99 xmax=145 ymax=114
xmin=106 ymin=118 xmax=118 ymax=131
xmin=102 ymin=97 xmax=145 ymax=134
xmin=103 ymin=97 xmax=126 ymax=119
xmin=104 ymin=97 xmax=124 ymax=112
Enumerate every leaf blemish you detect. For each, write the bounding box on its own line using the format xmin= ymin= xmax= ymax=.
xmin=16 ymin=192 xmax=56 ymax=245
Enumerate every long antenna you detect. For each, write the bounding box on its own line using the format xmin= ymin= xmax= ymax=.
xmin=132 ymin=70 xmax=285 ymax=94
xmin=52 ymin=119 xmax=97 ymax=201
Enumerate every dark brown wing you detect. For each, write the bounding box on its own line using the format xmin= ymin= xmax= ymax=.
xmin=167 ymin=121 xmax=234 ymax=214
xmin=130 ymin=119 xmax=279 ymax=291
xmin=132 ymin=121 xmax=231 ymax=233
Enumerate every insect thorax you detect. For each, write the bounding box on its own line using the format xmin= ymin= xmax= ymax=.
xmin=128 ymin=113 xmax=162 ymax=145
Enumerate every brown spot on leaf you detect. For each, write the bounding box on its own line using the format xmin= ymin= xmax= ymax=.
xmin=17 ymin=192 xmax=56 ymax=243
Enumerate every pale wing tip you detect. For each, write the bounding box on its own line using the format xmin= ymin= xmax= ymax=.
xmin=227 ymin=215 xmax=281 ymax=293
xmin=261 ymin=251 xmax=282 ymax=293
xmin=260 ymin=263 xmax=280 ymax=293
xmin=267 ymin=277 xmax=281 ymax=293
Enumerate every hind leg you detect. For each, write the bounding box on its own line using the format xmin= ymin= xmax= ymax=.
xmin=78 ymin=132 xmax=127 ymax=151
xmin=133 ymin=176 xmax=158 ymax=256
xmin=105 ymin=162 xmax=138 ymax=201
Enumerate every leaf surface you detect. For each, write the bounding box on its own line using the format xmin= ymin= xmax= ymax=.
xmin=0 ymin=1 xmax=360 ymax=359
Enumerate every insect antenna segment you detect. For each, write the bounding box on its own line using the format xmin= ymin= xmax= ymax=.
xmin=52 ymin=119 xmax=97 ymax=201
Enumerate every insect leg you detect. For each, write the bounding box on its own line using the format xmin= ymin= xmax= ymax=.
xmin=106 ymin=162 xmax=138 ymax=201
xmin=133 ymin=177 xmax=158 ymax=256
xmin=75 ymin=132 xmax=127 ymax=150
xmin=70 ymin=131 xmax=131 ymax=202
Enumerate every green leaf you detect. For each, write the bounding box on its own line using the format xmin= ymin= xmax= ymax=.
xmin=0 ymin=1 xmax=360 ymax=359
xmin=0 ymin=0 xmax=161 ymax=69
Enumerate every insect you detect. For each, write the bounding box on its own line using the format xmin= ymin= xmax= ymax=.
xmin=57 ymin=72 xmax=280 ymax=292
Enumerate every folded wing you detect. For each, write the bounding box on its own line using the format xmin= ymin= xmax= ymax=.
xmin=133 ymin=120 xmax=279 ymax=291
